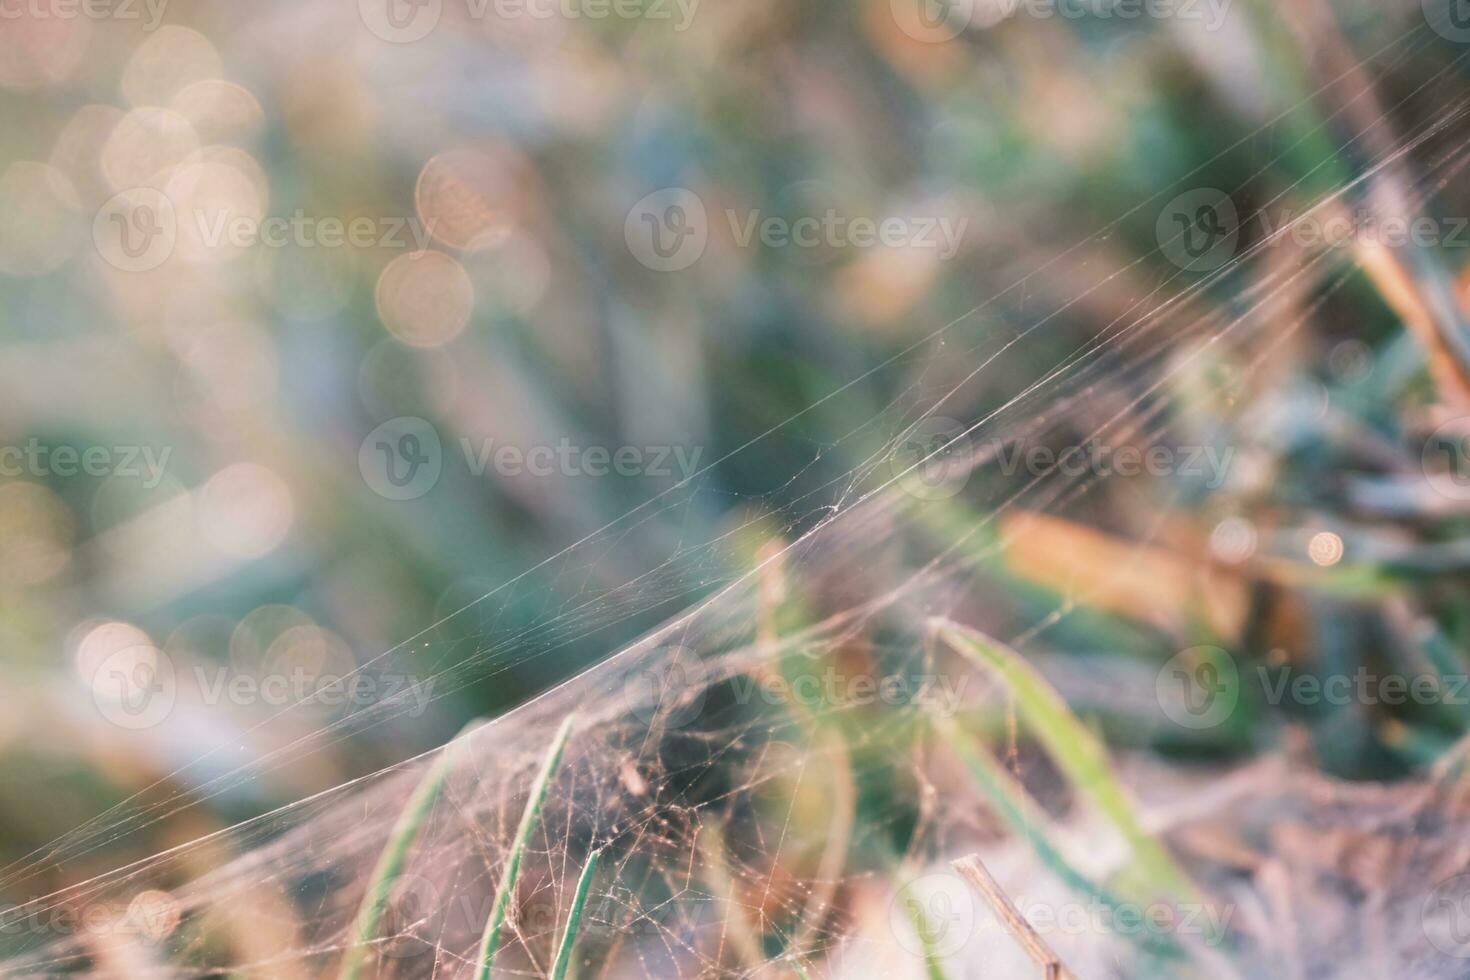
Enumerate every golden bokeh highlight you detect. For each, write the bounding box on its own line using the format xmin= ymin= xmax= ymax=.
xmin=126 ymin=890 xmax=182 ymax=942
xmin=415 ymin=148 xmax=519 ymax=251
xmin=1209 ymin=517 xmax=1257 ymax=565
xmin=261 ymin=624 xmax=357 ymax=716
xmin=50 ymin=104 xmax=127 ymax=206
xmin=121 ymin=26 xmax=223 ymax=107
xmin=1307 ymin=531 xmax=1344 ymax=568
xmin=74 ymin=620 xmax=156 ymax=691
xmin=200 ymin=463 xmax=294 ymax=559
xmin=171 ymin=80 xmax=266 ymax=146
xmin=374 ymin=251 xmax=475 ymax=348
xmin=166 ymin=148 xmax=270 ymax=265
xmin=101 ymin=108 xmax=201 ymax=191
xmin=229 ymin=605 xmax=316 ymax=676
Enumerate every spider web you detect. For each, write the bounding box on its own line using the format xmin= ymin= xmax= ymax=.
xmin=4 ymin=17 xmax=1470 ymax=980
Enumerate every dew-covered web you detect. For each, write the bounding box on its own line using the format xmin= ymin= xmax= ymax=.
xmin=6 ymin=19 xmax=1470 ymax=980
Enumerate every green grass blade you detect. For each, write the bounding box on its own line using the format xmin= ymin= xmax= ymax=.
xmin=945 ymin=720 xmax=1120 ymax=905
xmin=339 ymin=721 xmax=472 ymax=980
xmin=894 ymin=874 xmax=951 ymax=980
xmin=932 ymin=619 xmax=1199 ymax=906
xmin=475 ymin=714 xmax=576 ymax=980
xmin=549 ymin=848 xmax=602 ymax=980
xmin=943 ymin=723 xmax=1185 ymax=962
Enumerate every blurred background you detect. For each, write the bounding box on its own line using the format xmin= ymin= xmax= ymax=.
xmin=2 ymin=0 xmax=1470 ymax=947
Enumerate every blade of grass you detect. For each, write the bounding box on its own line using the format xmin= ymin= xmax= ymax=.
xmin=549 ymin=848 xmax=602 ymax=980
xmin=952 ymin=854 xmax=1077 ymax=980
xmin=475 ymin=714 xmax=576 ymax=980
xmin=941 ymin=721 xmax=1185 ymax=963
xmin=944 ymin=721 xmax=1128 ymax=906
xmin=339 ymin=721 xmax=475 ymax=980
xmin=895 ymin=874 xmax=952 ymax=980
xmin=932 ymin=619 xmax=1201 ymax=907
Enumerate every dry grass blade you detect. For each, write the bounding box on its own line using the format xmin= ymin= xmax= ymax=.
xmin=952 ymin=854 xmax=1077 ymax=980
xmin=996 ymin=511 xmax=1248 ymax=638
xmin=475 ymin=714 xmax=576 ymax=980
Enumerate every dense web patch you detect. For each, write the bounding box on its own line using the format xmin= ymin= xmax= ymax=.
xmin=5 ymin=20 xmax=1470 ymax=980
